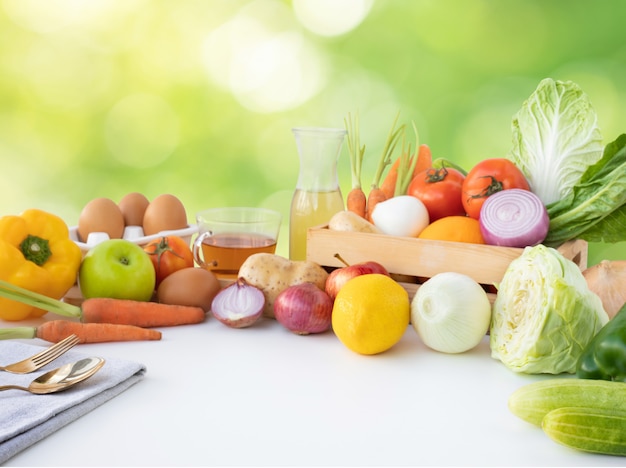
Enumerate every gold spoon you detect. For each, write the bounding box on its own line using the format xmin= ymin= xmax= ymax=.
xmin=0 ymin=357 xmax=105 ymax=395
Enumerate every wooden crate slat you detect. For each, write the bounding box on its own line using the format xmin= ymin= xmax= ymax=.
xmin=306 ymin=226 xmax=587 ymax=286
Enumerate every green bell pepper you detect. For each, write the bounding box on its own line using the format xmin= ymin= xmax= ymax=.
xmin=576 ymin=301 xmax=626 ymax=382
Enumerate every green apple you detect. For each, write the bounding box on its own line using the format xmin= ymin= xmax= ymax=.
xmin=79 ymin=239 xmax=156 ymax=301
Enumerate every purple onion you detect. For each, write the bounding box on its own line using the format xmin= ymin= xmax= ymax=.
xmin=479 ymin=188 xmax=549 ymax=248
xmin=211 ymin=279 xmax=265 ymax=328
xmin=273 ymin=283 xmax=333 ymax=335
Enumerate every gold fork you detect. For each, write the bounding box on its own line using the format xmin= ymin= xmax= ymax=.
xmin=0 ymin=334 xmax=80 ymax=374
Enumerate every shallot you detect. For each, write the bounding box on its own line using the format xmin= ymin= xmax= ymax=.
xmin=273 ymin=283 xmax=333 ymax=335
xmin=210 ymin=278 xmax=265 ymax=328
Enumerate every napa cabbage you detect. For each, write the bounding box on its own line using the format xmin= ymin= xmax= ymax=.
xmin=490 ymin=244 xmax=608 ymax=374
xmin=509 ymin=78 xmax=603 ymax=206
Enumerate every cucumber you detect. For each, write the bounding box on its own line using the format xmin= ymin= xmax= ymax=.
xmin=542 ymin=407 xmax=626 ymax=456
xmin=508 ymin=378 xmax=626 ymax=426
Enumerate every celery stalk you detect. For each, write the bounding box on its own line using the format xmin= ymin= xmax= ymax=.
xmin=0 ymin=279 xmax=83 ymax=319
xmin=0 ymin=327 xmax=37 ymax=340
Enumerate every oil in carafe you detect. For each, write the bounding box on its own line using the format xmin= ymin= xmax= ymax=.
xmin=289 ymin=188 xmax=344 ymax=261
xmin=289 ymin=127 xmax=346 ymax=261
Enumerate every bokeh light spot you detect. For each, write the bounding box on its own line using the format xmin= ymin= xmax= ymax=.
xmin=230 ymin=32 xmax=326 ymax=113
xmin=22 ymin=38 xmax=113 ymax=110
xmin=292 ymin=0 xmax=373 ymax=37
xmin=2 ymin=0 xmax=112 ymax=33
xmin=104 ymin=93 xmax=179 ymax=169
xmin=550 ymin=60 xmax=621 ymax=139
xmin=202 ymin=0 xmax=326 ymax=113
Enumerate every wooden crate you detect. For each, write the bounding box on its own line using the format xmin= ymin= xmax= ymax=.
xmin=306 ymin=226 xmax=588 ymax=302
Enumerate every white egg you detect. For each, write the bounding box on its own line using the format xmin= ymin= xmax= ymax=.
xmin=371 ymin=195 xmax=430 ymax=237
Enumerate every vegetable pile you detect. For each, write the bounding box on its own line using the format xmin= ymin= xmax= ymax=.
xmin=322 ymin=78 xmax=626 ymax=455
xmin=0 ymin=279 xmax=206 ymax=343
xmin=334 ymin=78 xmax=626 ymax=252
xmin=0 ymin=201 xmax=219 ymax=343
xmin=0 ymin=77 xmax=625 ymax=458
xmin=509 ymin=79 xmax=626 ymax=247
xmin=337 ymin=113 xmax=541 ymax=247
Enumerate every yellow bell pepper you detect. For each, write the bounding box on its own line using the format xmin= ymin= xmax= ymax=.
xmin=0 ymin=209 xmax=82 ymax=321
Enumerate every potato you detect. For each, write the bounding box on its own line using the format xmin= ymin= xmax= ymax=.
xmin=328 ymin=210 xmax=381 ymax=234
xmin=238 ymin=253 xmax=329 ymax=318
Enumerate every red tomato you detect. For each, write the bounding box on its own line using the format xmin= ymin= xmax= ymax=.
xmin=144 ymin=235 xmax=194 ymax=286
xmin=462 ymin=158 xmax=530 ymax=219
xmin=407 ymin=166 xmax=466 ymax=222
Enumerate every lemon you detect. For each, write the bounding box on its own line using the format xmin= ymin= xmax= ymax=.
xmin=332 ymin=274 xmax=410 ymax=355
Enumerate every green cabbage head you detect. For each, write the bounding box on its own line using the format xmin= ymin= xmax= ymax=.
xmin=490 ymin=244 xmax=608 ymax=374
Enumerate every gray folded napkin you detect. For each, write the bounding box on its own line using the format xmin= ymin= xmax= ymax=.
xmin=0 ymin=341 xmax=146 ymax=464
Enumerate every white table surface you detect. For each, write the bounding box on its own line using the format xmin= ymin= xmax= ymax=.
xmin=2 ymin=312 xmax=624 ymax=467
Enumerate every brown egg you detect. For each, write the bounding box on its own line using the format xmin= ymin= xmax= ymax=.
xmin=156 ymin=267 xmax=221 ymax=312
xmin=142 ymin=193 xmax=188 ymax=235
xmin=77 ymin=197 xmax=125 ymax=242
xmin=118 ymin=192 xmax=150 ymax=227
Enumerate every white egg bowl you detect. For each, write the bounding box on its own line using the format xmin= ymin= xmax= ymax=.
xmin=69 ymin=224 xmax=199 ymax=256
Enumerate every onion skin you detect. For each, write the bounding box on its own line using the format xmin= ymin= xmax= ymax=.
xmin=411 ymin=272 xmax=491 ymax=354
xmin=273 ymin=283 xmax=333 ymax=335
xmin=210 ymin=279 xmax=265 ymax=328
xmin=479 ymin=188 xmax=549 ymax=248
xmin=583 ymin=260 xmax=626 ymax=319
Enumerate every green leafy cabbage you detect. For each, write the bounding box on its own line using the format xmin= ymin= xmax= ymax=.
xmin=509 ymin=78 xmax=603 ymax=206
xmin=490 ymin=244 xmax=608 ymax=374
xmin=544 ymin=133 xmax=626 ymax=245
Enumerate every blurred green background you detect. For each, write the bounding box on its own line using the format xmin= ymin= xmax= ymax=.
xmin=1 ymin=0 xmax=625 ymax=264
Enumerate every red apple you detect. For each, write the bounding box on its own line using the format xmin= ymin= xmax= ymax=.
xmin=325 ymin=261 xmax=390 ymax=300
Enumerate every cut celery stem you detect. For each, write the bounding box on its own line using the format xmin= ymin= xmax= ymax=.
xmin=0 ymin=279 xmax=82 ymax=319
xmin=0 ymin=327 xmax=37 ymax=340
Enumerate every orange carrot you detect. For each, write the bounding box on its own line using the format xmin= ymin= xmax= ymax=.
xmin=367 ymin=112 xmax=405 ymax=220
xmin=394 ymin=125 xmax=432 ymax=196
xmin=80 ymin=298 xmax=206 ymax=328
xmin=366 ymin=187 xmax=387 ymax=222
xmin=33 ymin=320 xmax=162 ymax=343
xmin=379 ymin=156 xmax=402 ymax=200
xmin=344 ymin=112 xmax=367 ymax=218
xmin=414 ymin=143 xmax=433 ymax=175
xmin=347 ymin=188 xmax=367 ymax=218
xmin=380 ymin=141 xmax=433 ymax=199
xmin=0 ymin=280 xmax=206 ymax=329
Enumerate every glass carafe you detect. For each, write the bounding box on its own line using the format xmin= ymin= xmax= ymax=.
xmin=289 ymin=127 xmax=346 ymax=261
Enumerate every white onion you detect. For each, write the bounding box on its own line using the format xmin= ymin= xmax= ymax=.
xmin=371 ymin=195 xmax=429 ymax=237
xmin=411 ymin=272 xmax=492 ymax=353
